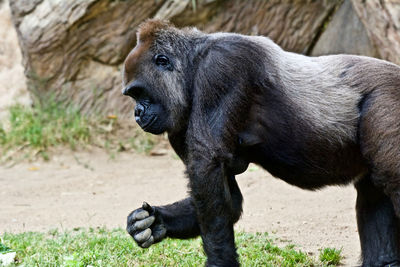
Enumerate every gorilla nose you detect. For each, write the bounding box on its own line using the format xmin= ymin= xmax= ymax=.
xmin=123 ymin=81 xmax=145 ymax=99
xmin=135 ymin=104 xmax=145 ymax=118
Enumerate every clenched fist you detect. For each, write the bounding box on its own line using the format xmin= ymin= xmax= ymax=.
xmin=126 ymin=202 xmax=167 ymax=248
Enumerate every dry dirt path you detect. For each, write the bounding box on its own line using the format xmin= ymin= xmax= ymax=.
xmin=0 ymin=148 xmax=360 ymax=265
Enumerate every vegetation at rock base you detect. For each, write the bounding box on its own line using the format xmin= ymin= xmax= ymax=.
xmin=0 ymin=98 xmax=162 ymax=162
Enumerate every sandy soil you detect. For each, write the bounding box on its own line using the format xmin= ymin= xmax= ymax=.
xmin=0 ymin=148 xmax=360 ymax=266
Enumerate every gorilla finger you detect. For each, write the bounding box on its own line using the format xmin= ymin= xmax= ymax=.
xmin=142 ymin=202 xmax=154 ymax=213
xmin=126 ymin=222 xmax=138 ymax=236
xmin=140 ymin=235 xmax=154 ymax=248
xmin=134 ymin=215 xmax=155 ymax=230
xmin=134 ymin=228 xmax=152 ymax=243
xmin=127 ymin=210 xmax=149 ymax=226
xmin=132 ymin=210 xmax=150 ymax=221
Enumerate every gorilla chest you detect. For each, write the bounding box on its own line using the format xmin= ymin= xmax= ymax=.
xmin=237 ymin=133 xmax=366 ymax=189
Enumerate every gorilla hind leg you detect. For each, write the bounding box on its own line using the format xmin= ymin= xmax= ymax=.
xmin=358 ymin=90 xmax=400 ymax=216
xmin=355 ymin=176 xmax=400 ymax=267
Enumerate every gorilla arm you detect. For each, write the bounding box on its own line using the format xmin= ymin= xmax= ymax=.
xmin=126 ymin=198 xmax=198 ymax=248
xmin=126 ymin=98 xmax=245 ymax=252
xmin=186 ymin=142 xmax=242 ymax=266
xmin=126 ymin=174 xmax=243 ymax=248
xmin=126 ymin=131 xmax=203 ymax=247
xmin=127 ymin=103 xmax=245 ymax=250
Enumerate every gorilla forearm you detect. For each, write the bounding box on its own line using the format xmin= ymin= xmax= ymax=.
xmin=156 ymin=197 xmax=200 ymax=239
xmin=126 ymin=174 xmax=243 ymax=250
xmin=186 ymin=153 xmax=241 ymax=266
xmin=159 ymin=173 xmax=243 ymax=239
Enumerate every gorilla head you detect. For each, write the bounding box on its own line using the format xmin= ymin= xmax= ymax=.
xmin=122 ymin=20 xmax=192 ymax=135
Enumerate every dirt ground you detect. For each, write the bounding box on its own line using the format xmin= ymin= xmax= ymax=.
xmin=0 ymin=147 xmax=360 ymax=266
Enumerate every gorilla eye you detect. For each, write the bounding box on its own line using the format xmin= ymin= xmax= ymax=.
xmin=155 ymin=55 xmax=169 ymax=66
xmin=154 ymin=54 xmax=173 ymax=71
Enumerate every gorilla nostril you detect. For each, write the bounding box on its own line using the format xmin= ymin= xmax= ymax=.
xmin=135 ymin=105 xmax=145 ymax=117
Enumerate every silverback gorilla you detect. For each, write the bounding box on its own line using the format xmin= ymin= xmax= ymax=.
xmin=122 ymin=19 xmax=400 ymax=267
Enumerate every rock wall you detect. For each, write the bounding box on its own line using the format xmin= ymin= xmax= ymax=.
xmin=311 ymin=0 xmax=378 ymax=57
xmin=174 ymin=0 xmax=341 ymax=54
xmin=7 ymin=0 xmax=400 ymax=115
xmin=0 ymin=0 xmax=30 ymax=120
xmin=10 ymin=0 xmax=164 ymax=114
xmin=9 ymin=0 xmax=341 ymax=115
xmin=351 ymin=0 xmax=400 ymax=64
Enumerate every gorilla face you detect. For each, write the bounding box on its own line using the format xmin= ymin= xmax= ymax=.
xmin=123 ymin=80 xmax=169 ymax=135
xmin=122 ymin=23 xmax=190 ymax=135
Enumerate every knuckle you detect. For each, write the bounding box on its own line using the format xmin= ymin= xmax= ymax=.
xmin=127 ymin=211 xmax=137 ymax=224
xmin=127 ymin=209 xmax=150 ymax=225
xmin=126 ymin=225 xmax=135 ymax=235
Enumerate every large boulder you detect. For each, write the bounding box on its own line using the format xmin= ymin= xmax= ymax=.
xmin=174 ymin=0 xmax=341 ymax=54
xmin=10 ymin=0 xmax=342 ymax=114
xmin=351 ymin=0 xmax=400 ymax=64
xmin=311 ymin=0 xmax=378 ymax=57
xmin=10 ymin=0 xmax=164 ymax=114
xmin=0 ymin=0 xmax=30 ymax=120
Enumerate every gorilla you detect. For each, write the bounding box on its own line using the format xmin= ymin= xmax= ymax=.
xmin=122 ymin=19 xmax=400 ymax=267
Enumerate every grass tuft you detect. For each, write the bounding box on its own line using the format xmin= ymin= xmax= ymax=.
xmin=0 ymin=101 xmax=90 ymax=151
xmin=319 ymin=247 xmax=343 ymax=266
xmin=0 ymin=99 xmax=162 ymax=161
xmin=0 ymin=242 xmax=13 ymax=254
xmin=0 ymin=228 xmax=342 ymax=266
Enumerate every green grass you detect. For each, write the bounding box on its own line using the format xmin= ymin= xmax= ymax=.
xmin=0 ymin=101 xmax=90 ymax=151
xmin=0 ymin=228 xmax=341 ymax=266
xmin=319 ymin=247 xmax=343 ymax=266
xmin=126 ymin=129 xmax=159 ymax=154
xmin=0 ymin=100 xmax=161 ymax=161
xmin=0 ymin=242 xmax=13 ymax=254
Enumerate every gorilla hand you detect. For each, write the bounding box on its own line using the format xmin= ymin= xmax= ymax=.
xmin=127 ymin=202 xmax=167 ymax=248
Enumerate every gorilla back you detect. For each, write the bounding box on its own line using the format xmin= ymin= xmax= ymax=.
xmin=122 ymin=19 xmax=400 ymax=267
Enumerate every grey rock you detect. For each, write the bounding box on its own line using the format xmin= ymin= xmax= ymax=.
xmin=9 ymin=0 xmax=343 ymax=114
xmin=351 ymin=0 xmax=400 ymax=64
xmin=311 ymin=0 xmax=378 ymax=57
xmin=0 ymin=252 xmax=16 ymax=266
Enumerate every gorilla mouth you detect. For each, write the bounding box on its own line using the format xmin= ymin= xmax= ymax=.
xmin=139 ymin=115 xmax=157 ymax=131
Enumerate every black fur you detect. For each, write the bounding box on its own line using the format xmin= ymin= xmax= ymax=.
xmin=123 ymin=20 xmax=400 ymax=267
